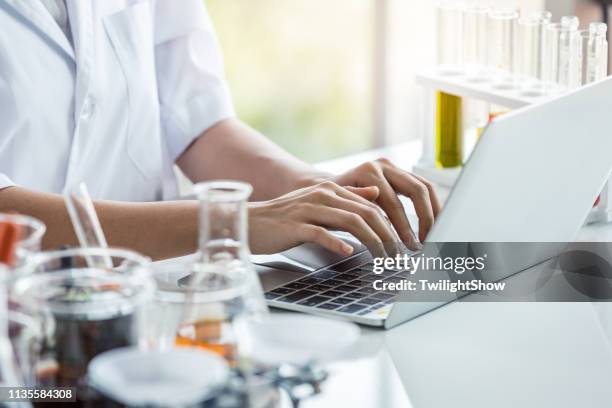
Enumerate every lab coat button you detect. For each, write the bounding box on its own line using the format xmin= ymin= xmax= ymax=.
xmin=81 ymin=97 xmax=96 ymax=120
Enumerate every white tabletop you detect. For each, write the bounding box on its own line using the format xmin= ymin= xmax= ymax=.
xmin=289 ymin=141 xmax=612 ymax=408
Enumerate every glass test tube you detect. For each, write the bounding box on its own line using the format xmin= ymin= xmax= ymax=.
xmin=463 ymin=5 xmax=489 ymax=80
xmin=435 ymin=2 xmax=464 ymax=168
xmin=558 ymin=16 xmax=581 ymax=90
xmin=437 ymin=2 xmax=464 ymax=75
xmin=516 ymin=11 xmax=552 ymax=93
xmin=487 ymin=9 xmax=519 ymax=88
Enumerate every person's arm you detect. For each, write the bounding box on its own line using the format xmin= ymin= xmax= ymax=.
xmin=0 ymin=187 xmax=198 ymax=260
xmin=177 ymin=118 xmax=328 ymax=201
xmin=178 ymin=118 xmax=441 ymax=249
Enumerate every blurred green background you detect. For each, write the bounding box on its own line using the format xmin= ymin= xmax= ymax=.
xmin=206 ymin=0 xmax=374 ymax=162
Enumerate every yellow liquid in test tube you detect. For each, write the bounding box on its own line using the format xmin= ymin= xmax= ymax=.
xmin=435 ymin=91 xmax=463 ymax=168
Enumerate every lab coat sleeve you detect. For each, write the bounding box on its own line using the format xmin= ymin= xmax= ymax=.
xmin=154 ymin=0 xmax=236 ymax=162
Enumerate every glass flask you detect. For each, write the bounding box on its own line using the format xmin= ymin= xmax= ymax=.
xmin=148 ymin=259 xmax=251 ymax=368
xmin=193 ymin=181 xmax=267 ymax=315
xmin=0 ymin=214 xmax=46 ymax=268
xmin=487 ymin=9 xmax=519 ymax=88
xmin=12 ymin=248 xmax=155 ymax=406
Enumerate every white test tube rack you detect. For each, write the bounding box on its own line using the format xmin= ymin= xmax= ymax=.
xmin=413 ymin=68 xmax=612 ymax=225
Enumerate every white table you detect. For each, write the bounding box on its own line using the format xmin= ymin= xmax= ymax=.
xmin=292 ymin=141 xmax=612 ymax=408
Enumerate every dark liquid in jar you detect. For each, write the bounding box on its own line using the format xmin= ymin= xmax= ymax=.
xmin=34 ymin=312 xmax=134 ymax=408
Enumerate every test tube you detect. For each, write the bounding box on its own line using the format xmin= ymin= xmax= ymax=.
xmin=435 ymin=2 xmax=464 ymax=169
xmin=516 ymin=11 xmax=551 ymax=93
xmin=487 ymin=9 xmax=519 ymax=88
xmin=463 ymin=5 xmax=490 ymax=80
xmin=590 ymin=22 xmax=609 ymax=80
xmin=558 ymin=16 xmax=581 ymax=90
xmin=437 ymin=2 xmax=464 ymax=74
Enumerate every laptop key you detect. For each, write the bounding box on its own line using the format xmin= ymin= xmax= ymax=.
xmin=283 ymin=282 xmax=308 ymax=290
xmin=321 ymin=279 xmax=343 ymax=287
xmin=308 ymin=284 xmax=332 ymax=292
xmin=265 ymin=293 xmax=281 ymax=300
xmin=322 ymin=290 xmax=343 ymax=298
xmin=360 ymin=298 xmax=382 ymax=306
xmin=298 ymin=296 xmax=331 ymax=307
xmin=269 ymin=288 xmax=294 ymax=295
xmin=317 ymin=303 xmax=342 ymax=310
xmin=335 ymin=274 xmax=357 ymax=282
xmin=358 ymin=286 xmax=378 ymax=294
xmin=311 ymin=270 xmax=337 ymax=280
xmin=277 ymin=290 xmax=317 ymax=303
xmin=338 ymin=304 xmax=368 ymax=314
xmin=335 ymin=285 xmax=359 ymax=292
xmin=344 ymin=292 xmax=366 ymax=300
xmin=334 ymin=297 xmax=355 ymax=305
xmin=298 ymin=277 xmax=323 ymax=285
xmin=372 ymin=293 xmax=396 ymax=301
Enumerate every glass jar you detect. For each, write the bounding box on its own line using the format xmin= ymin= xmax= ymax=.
xmin=12 ymin=248 xmax=155 ymax=405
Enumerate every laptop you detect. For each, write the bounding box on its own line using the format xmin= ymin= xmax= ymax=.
xmin=260 ymin=76 xmax=612 ymax=329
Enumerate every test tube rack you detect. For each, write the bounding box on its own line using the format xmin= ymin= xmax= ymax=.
xmin=414 ymin=68 xmax=612 ymax=224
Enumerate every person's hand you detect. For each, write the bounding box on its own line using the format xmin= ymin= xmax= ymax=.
xmin=248 ymin=181 xmax=402 ymax=257
xmin=331 ymin=158 xmax=441 ymax=250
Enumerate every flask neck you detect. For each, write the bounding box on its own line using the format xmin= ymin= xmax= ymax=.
xmin=195 ymin=182 xmax=252 ymax=263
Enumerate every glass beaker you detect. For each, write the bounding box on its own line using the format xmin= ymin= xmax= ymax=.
xmin=463 ymin=4 xmax=489 ymax=80
xmin=487 ymin=9 xmax=519 ymax=88
xmin=12 ymin=248 xmax=155 ymax=404
xmin=0 ymin=214 xmax=46 ymax=268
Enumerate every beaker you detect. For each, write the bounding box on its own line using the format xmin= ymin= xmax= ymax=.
xmin=463 ymin=4 xmax=489 ymax=80
xmin=487 ymin=9 xmax=519 ymax=88
xmin=0 ymin=214 xmax=46 ymax=268
xmin=12 ymin=248 xmax=155 ymax=405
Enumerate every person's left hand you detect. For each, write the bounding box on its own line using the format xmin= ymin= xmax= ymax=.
xmin=330 ymin=158 xmax=441 ymax=250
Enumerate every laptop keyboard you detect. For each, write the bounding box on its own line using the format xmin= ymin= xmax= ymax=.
xmin=265 ymin=260 xmax=411 ymax=318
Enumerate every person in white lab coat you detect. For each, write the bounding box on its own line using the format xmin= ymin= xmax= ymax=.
xmin=0 ymin=0 xmax=440 ymax=259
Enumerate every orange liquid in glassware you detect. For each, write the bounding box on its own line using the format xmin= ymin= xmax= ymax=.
xmin=175 ymin=319 xmax=238 ymax=366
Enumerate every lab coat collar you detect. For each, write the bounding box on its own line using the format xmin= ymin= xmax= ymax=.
xmin=0 ymin=0 xmax=75 ymax=60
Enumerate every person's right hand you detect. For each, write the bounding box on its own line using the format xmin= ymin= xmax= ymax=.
xmin=248 ymin=181 xmax=403 ymax=257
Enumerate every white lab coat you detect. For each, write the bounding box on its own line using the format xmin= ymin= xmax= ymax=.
xmin=0 ymin=0 xmax=235 ymax=201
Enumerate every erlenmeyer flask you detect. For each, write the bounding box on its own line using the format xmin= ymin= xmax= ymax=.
xmin=193 ymin=181 xmax=268 ymax=315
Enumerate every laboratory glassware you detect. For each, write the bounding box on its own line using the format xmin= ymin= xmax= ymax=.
xmin=149 ymin=260 xmax=251 ymax=367
xmin=437 ymin=2 xmax=464 ymax=74
xmin=487 ymin=9 xmax=519 ymax=88
xmin=12 ymin=248 xmax=155 ymax=405
xmin=435 ymin=2 xmax=464 ymax=168
xmin=0 ymin=214 xmax=45 ymax=268
xmin=517 ymin=11 xmax=552 ymax=93
xmin=87 ymin=347 xmax=229 ymax=407
xmin=193 ymin=181 xmax=268 ymax=315
xmin=544 ymin=16 xmax=580 ymax=92
xmin=64 ymin=182 xmax=112 ymax=268
xmin=463 ymin=4 xmax=489 ymax=80
xmin=559 ymin=16 xmax=581 ymax=90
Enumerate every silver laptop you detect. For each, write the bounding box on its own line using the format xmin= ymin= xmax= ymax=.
xmin=260 ymin=76 xmax=612 ymax=329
